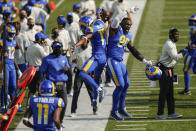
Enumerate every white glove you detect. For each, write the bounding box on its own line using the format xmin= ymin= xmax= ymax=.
xmin=0 ymin=72 xmax=3 ymax=79
xmin=17 ymin=70 xmax=22 ymax=78
xmin=142 ymin=59 xmax=152 ymax=66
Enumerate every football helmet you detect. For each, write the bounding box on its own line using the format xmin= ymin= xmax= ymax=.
xmin=189 ymin=15 xmax=196 ymax=27
xmin=73 ymin=3 xmax=81 ymax=9
xmin=6 ymin=25 xmax=16 ymax=40
xmin=39 ymin=80 xmax=55 ymax=96
xmin=145 ymin=65 xmax=162 ymax=80
xmin=79 ymin=16 xmax=93 ymax=33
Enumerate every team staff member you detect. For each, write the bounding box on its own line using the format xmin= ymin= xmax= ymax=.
xmin=26 ymin=32 xmax=49 ymax=109
xmin=156 ymin=28 xmax=186 ymax=119
xmin=40 ymin=41 xmax=70 ymax=125
xmin=23 ymin=80 xmax=64 ymax=131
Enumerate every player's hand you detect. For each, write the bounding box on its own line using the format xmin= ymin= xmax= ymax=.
xmin=178 ymin=49 xmax=188 ymax=54
xmin=17 ymin=70 xmax=22 ymax=78
xmin=142 ymin=59 xmax=152 ymax=66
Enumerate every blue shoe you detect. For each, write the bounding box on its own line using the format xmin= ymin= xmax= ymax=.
xmin=168 ymin=113 xmax=182 ymax=119
xmin=98 ymin=89 xmax=104 ymax=103
xmin=17 ymin=109 xmax=25 ymax=112
xmin=118 ymin=108 xmax=132 ymax=118
xmin=111 ymin=111 xmax=124 ymax=121
xmin=92 ymin=101 xmax=97 ymax=115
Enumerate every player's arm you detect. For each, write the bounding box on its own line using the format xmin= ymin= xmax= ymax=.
xmin=127 ymin=41 xmax=152 ymax=66
xmin=110 ymin=11 xmax=128 ymax=36
xmin=53 ymin=107 xmax=62 ymax=130
xmin=23 ymin=108 xmax=34 ymax=129
xmin=75 ymin=33 xmax=93 ymax=48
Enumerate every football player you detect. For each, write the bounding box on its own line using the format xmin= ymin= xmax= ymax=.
xmin=178 ymin=15 xmax=196 ymax=95
xmin=23 ymin=80 xmax=64 ymax=131
xmin=0 ymin=25 xmax=22 ymax=112
xmin=75 ymin=9 xmax=110 ymax=114
xmin=106 ymin=11 xmax=152 ymax=120
xmin=0 ymin=0 xmax=19 ymax=15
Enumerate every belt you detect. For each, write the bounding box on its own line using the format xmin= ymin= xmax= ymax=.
xmin=55 ymin=82 xmax=65 ymax=86
xmin=156 ymin=62 xmax=173 ymax=70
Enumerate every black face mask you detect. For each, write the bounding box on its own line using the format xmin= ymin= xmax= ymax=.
xmin=53 ymin=48 xmax=62 ymax=57
xmin=28 ymin=24 xmax=34 ymax=29
xmin=52 ymin=32 xmax=59 ymax=39
xmin=19 ymin=14 xmax=26 ymax=19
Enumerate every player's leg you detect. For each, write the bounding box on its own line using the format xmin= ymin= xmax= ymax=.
xmin=107 ymin=58 xmax=125 ymax=120
xmin=179 ymin=55 xmax=192 ymax=95
xmin=9 ymin=69 xmax=17 ymax=100
xmin=79 ymin=57 xmax=99 ymax=91
xmin=0 ymin=67 xmax=9 ymax=112
xmin=118 ymin=64 xmax=132 ymax=117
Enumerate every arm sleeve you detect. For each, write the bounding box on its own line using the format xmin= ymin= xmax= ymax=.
xmin=111 ymin=11 xmax=127 ymax=28
xmin=127 ymin=43 xmax=144 ymax=61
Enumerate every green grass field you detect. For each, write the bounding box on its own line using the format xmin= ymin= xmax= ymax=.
xmin=105 ymin=0 xmax=196 ymax=131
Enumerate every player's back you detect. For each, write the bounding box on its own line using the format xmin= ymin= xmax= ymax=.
xmin=30 ymin=96 xmax=64 ymax=131
xmin=107 ymin=25 xmax=132 ymax=61
xmin=86 ymin=19 xmax=107 ymax=57
xmin=34 ymin=0 xmax=47 ymax=10
xmin=0 ymin=1 xmax=14 ymax=14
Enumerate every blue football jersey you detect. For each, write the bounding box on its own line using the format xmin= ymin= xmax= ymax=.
xmin=34 ymin=0 xmax=47 ymax=10
xmin=85 ymin=19 xmax=107 ymax=58
xmin=107 ymin=25 xmax=132 ymax=61
xmin=0 ymin=39 xmax=16 ymax=64
xmin=0 ymin=1 xmax=14 ymax=14
xmin=30 ymin=96 xmax=64 ymax=131
xmin=189 ymin=27 xmax=196 ymax=58
xmin=40 ymin=54 xmax=70 ymax=82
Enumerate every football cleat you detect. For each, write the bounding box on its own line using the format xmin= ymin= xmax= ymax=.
xmin=111 ymin=111 xmax=124 ymax=121
xmin=178 ymin=90 xmax=192 ymax=95
xmin=145 ymin=65 xmax=162 ymax=80
xmin=118 ymin=108 xmax=132 ymax=118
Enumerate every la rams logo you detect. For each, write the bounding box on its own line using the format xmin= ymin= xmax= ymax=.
xmin=62 ymin=60 xmax=65 ymax=63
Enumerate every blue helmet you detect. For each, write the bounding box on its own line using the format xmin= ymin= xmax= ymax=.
xmin=39 ymin=80 xmax=55 ymax=96
xmin=28 ymin=0 xmax=36 ymax=6
xmin=145 ymin=65 xmax=162 ymax=81
xmin=35 ymin=32 xmax=48 ymax=40
xmin=73 ymin=3 xmax=81 ymax=9
xmin=51 ymin=41 xmax=63 ymax=48
xmin=57 ymin=16 xmax=67 ymax=24
xmin=6 ymin=25 xmax=16 ymax=40
xmin=189 ymin=15 xmax=196 ymax=27
xmin=79 ymin=16 xmax=93 ymax=33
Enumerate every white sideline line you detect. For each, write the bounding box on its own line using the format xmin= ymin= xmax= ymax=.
xmin=130 ymin=73 xmax=145 ymax=75
xmin=127 ymin=110 xmax=149 ymax=112
xmin=131 ymin=78 xmax=148 ymax=80
xmin=115 ymin=128 xmax=146 ymax=130
xmin=126 ymin=97 xmax=150 ymax=100
xmin=130 ymin=81 xmax=150 ymax=83
xmin=131 ymin=83 xmax=150 ymax=85
xmin=131 ymin=83 xmax=151 ymax=88
xmin=132 ymin=113 xmax=149 ymax=115
xmin=118 ymin=119 xmax=196 ymax=123
xmin=131 ymin=71 xmax=144 ymax=73
xmin=116 ymin=124 xmax=147 ymax=127
xmin=127 ymin=91 xmax=151 ymax=94
xmin=127 ymin=106 xmax=149 ymax=109
xmin=132 ymin=117 xmax=148 ymax=119
xmin=56 ymin=0 xmax=64 ymax=8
